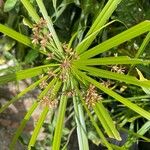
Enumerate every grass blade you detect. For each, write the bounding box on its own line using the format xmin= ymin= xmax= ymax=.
xmin=75 ymin=69 xmax=150 ymax=121
xmin=28 ymin=107 xmax=49 ymax=149
xmin=76 ymin=65 xmax=150 ymax=88
xmin=0 ymin=64 xmax=59 ymax=84
xmin=93 ymin=101 xmax=121 ymax=140
xmin=9 ymin=101 xmax=39 ymax=150
xmin=52 ymin=82 xmax=68 ymax=150
xmin=0 ymin=24 xmax=32 ymax=47
xmin=21 ymin=0 xmax=40 ymax=23
xmin=74 ymin=56 xmax=150 ymax=66
xmin=76 ymin=0 xmax=122 ymax=54
xmin=79 ymin=21 xmax=150 ymax=59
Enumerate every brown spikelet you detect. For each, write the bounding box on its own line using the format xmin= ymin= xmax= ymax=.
xmin=85 ymin=84 xmax=102 ymax=108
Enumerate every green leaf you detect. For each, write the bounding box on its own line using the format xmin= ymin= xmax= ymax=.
xmin=52 ymin=0 xmax=57 ymax=10
xmin=25 ymin=49 xmax=39 ymax=63
xmin=79 ymin=21 xmax=150 ymax=59
xmin=23 ymin=18 xmax=33 ymax=28
xmin=9 ymin=78 xmax=57 ymax=149
xmin=0 ymin=64 xmax=59 ymax=84
xmin=128 ymin=32 xmax=150 ymax=73
xmin=0 ymin=24 xmax=32 ymax=48
xmin=76 ymin=65 xmax=150 ymax=88
xmin=74 ymin=56 xmax=150 ymax=66
xmin=135 ymin=32 xmax=150 ymax=58
xmin=138 ymin=121 xmax=150 ymax=135
xmin=123 ymin=121 xmax=150 ymax=148
xmin=28 ymin=79 xmax=61 ymax=147
xmin=75 ymin=69 xmax=150 ymax=121
xmin=71 ymin=79 xmax=89 ymax=150
xmin=21 ymin=0 xmax=40 ymax=23
xmin=52 ymin=83 xmax=68 ymax=150
xmin=73 ymin=96 xmax=89 ymax=150
xmin=120 ymin=126 xmax=150 ymax=143
xmin=4 ymin=0 xmax=18 ymax=12
xmin=93 ymin=101 xmax=121 ymax=141
xmin=28 ymin=107 xmax=49 ymax=148
xmin=76 ymin=0 xmax=122 ymax=54
xmin=9 ymin=102 xmax=39 ymax=150
xmin=75 ymin=20 xmax=116 ymax=54
xmin=136 ymin=68 xmax=150 ymax=95
xmin=86 ymin=0 xmax=122 ymax=36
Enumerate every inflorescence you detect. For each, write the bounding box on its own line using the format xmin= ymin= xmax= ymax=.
xmin=85 ymin=84 xmax=102 ymax=108
xmin=31 ymin=18 xmax=101 ymax=110
xmin=32 ymin=18 xmax=52 ymax=49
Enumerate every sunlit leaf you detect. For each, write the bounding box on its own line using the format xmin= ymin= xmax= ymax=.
xmin=79 ymin=21 xmax=150 ymax=59
xmin=75 ymin=69 xmax=150 ymax=121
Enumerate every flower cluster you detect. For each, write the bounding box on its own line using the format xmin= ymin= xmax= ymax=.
xmin=40 ymin=95 xmax=58 ymax=109
xmin=47 ymin=70 xmax=56 ymax=78
xmin=46 ymin=53 xmax=54 ymax=61
xmin=62 ymin=43 xmax=78 ymax=59
xmin=85 ymin=84 xmax=102 ymax=108
xmin=39 ymin=69 xmax=57 ymax=89
xmin=39 ymin=80 xmax=48 ymax=89
xmin=31 ymin=18 xmax=52 ymax=49
xmin=59 ymin=58 xmax=71 ymax=82
xmin=62 ymin=89 xmax=76 ymax=97
xmin=111 ymin=65 xmax=126 ymax=74
xmin=101 ymin=80 xmax=114 ymax=88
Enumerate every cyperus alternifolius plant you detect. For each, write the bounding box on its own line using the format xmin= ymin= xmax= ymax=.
xmin=0 ymin=0 xmax=150 ymax=149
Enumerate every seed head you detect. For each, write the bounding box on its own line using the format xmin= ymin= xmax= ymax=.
xmin=31 ymin=34 xmax=40 ymax=45
xmin=46 ymin=53 xmax=54 ymax=60
xmin=59 ymin=71 xmax=68 ymax=82
xmin=40 ymin=37 xmax=48 ymax=49
xmin=38 ymin=18 xmax=47 ymax=27
xmin=111 ymin=65 xmax=126 ymax=74
xmin=40 ymin=96 xmax=58 ymax=109
xmin=85 ymin=84 xmax=102 ymax=108
xmin=62 ymin=89 xmax=76 ymax=97
xmin=101 ymin=80 xmax=114 ymax=88
xmin=61 ymin=59 xmax=71 ymax=69
xmin=47 ymin=70 xmax=56 ymax=78
xmin=39 ymin=80 xmax=48 ymax=89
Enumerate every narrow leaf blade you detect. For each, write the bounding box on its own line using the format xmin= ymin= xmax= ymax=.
xmin=76 ymin=65 xmax=150 ymax=88
xmin=79 ymin=21 xmax=150 ymax=59
xmin=75 ymin=69 xmax=150 ymax=121
xmin=0 ymin=24 xmax=32 ymax=47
